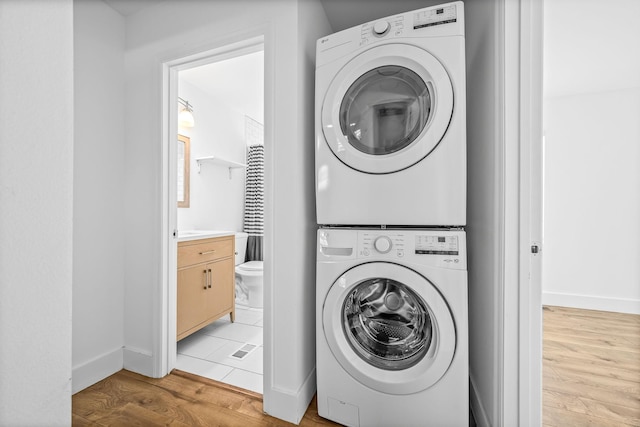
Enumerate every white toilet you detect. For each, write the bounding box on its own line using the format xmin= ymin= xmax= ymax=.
xmin=234 ymin=232 xmax=264 ymax=308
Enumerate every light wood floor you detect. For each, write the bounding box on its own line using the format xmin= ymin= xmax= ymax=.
xmin=73 ymin=306 xmax=639 ymax=426
xmin=543 ymin=305 xmax=640 ymax=426
xmin=72 ymin=369 xmax=340 ymax=426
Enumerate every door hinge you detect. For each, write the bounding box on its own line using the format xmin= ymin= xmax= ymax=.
xmin=531 ymin=244 xmax=540 ymax=254
xmin=173 ymin=229 xmax=178 ymax=238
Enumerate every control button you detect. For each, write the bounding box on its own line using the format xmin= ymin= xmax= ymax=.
xmin=373 ymin=21 xmax=390 ymax=36
xmin=374 ymin=236 xmax=392 ymax=254
xmin=363 ymin=249 xmax=370 ymax=256
xmin=397 ymin=249 xmax=404 ymax=258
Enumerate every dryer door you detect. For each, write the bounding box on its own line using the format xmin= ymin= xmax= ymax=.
xmin=322 ymin=262 xmax=456 ymax=395
xmin=321 ymin=44 xmax=454 ymax=174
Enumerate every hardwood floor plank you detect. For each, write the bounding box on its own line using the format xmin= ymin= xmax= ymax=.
xmin=543 ymin=404 xmax=637 ymax=427
xmin=544 ymin=360 xmax=640 ymax=392
xmin=544 ymin=339 xmax=640 ymax=370
xmin=545 ymin=326 xmax=640 ymax=350
xmin=544 ymin=375 xmax=640 ymax=410
xmin=92 ymin=403 xmax=192 ymax=427
xmin=542 ymin=389 xmax=589 ymax=414
xmin=72 ymin=413 xmax=99 ymax=427
xmin=544 ymin=314 xmax=640 ymax=335
xmin=544 ymin=306 xmax=640 ymax=325
xmin=543 ymin=357 xmax=640 ymax=385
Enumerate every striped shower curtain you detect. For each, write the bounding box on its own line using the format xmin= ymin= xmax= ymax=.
xmin=243 ymin=144 xmax=264 ymax=261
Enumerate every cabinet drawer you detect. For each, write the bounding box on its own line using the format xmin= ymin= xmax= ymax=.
xmin=178 ymin=236 xmax=234 ymax=268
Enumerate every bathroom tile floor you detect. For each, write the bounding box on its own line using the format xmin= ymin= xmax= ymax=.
xmin=176 ymin=306 xmax=264 ymax=394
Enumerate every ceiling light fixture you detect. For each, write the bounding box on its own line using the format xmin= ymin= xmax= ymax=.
xmin=178 ymin=97 xmax=195 ymax=128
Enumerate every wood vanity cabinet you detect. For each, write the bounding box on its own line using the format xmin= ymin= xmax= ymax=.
xmin=177 ymin=235 xmax=235 ymax=340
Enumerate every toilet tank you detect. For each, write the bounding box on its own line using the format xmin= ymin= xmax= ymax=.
xmin=234 ymin=232 xmax=248 ymax=265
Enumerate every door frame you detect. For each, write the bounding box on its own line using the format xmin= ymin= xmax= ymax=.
xmin=155 ymin=31 xmax=268 ymax=386
xmin=503 ymin=0 xmax=544 ymax=425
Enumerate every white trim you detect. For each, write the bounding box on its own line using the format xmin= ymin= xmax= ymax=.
xmin=470 ymin=376 xmax=491 ymax=427
xmin=517 ymin=1 xmax=544 ymax=427
xmin=495 ymin=0 xmax=508 ymax=425
xmin=264 ymin=368 xmax=317 ymax=425
xmin=261 ymin=23 xmax=278 ymax=421
xmin=542 ymin=292 xmax=640 ymax=315
xmin=123 ymin=346 xmax=155 ymax=377
xmin=72 ymin=348 xmax=123 ymax=394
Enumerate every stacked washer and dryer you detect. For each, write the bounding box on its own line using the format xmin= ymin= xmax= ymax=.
xmin=315 ymin=2 xmax=468 ymax=426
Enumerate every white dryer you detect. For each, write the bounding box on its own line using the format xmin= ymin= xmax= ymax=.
xmin=315 ymin=2 xmax=466 ymax=226
xmin=316 ymin=227 xmax=468 ymax=427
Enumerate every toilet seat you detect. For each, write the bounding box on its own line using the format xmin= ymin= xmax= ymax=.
xmin=237 ymin=261 xmax=263 ymax=272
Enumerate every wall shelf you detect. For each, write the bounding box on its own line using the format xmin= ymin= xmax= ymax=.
xmin=195 ymin=156 xmax=246 ymax=178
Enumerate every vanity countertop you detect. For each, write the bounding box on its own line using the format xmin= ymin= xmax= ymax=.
xmin=177 ymin=230 xmax=235 ymax=242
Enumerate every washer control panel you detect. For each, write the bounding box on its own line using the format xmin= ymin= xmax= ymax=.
xmin=415 ymin=235 xmax=459 ymax=255
xmin=318 ymin=228 xmax=466 ymax=269
xmin=353 ymin=229 xmax=466 ymax=269
xmin=359 ymin=232 xmax=406 ymax=258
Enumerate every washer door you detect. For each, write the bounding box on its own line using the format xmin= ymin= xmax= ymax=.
xmin=322 ymin=262 xmax=456 ymax=395
xmin=321 ymin=44 xmax=454 ymax=174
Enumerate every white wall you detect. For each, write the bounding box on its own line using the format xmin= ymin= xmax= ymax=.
xmin=72 ymin=0 xmax=127 ymax=393
xmin=177 ymin=79 xmax=245 ymax=232
xmin=543 ymin=0 xmax=640 ymax=314
xmin=465 ymin=0 xmax=503 ymax=425
xmin=543 ymin=89 xmax=640 ymax=313
xmin=0 ymin=1 xmax=74 ymax=425
xmin=122 ymin=0 xmax=330 ymax=423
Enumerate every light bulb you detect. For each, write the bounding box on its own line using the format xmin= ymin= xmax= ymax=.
xmin=178 ymin=108 xmax=194 ymax=128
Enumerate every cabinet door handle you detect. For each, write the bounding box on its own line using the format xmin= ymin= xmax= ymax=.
xmin=208 ymin=269 xmax=212 ymax=288
xmin=200 ymin=250 xmax=216 ymax=255
xmin=203 ymin=270 xmax=208 ymax=289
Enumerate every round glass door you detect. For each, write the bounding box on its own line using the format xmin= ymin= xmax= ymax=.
xmin=343 ymin=277 xmax=432 ymax=370
xmin=322 ymin=262 xmax=456 ymax=395
xmin=321 ymin=44 xmax=454 ymax=174
xmin=340 ymin=66 xmax=431 ymax=156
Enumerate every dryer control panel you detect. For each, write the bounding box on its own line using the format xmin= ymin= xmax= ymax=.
xmin=352 ymin=1 xmax=463 ymax=48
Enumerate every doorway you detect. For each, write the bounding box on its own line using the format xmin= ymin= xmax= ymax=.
xmin=540 ymin=0 xmax=640 ymax=424
xmin=161 ymin=36 xmax=266 ymax=395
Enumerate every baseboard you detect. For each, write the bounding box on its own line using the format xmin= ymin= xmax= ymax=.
xmin=123 ymin=346 xmax=155 ymax=377
xmin=469 ymin=375 xmax=490 ymax=427
xmin=263 ymin=367 xmax=317 ymax=425
xmin=72 ymin=347 xmax=123 ymax=394
xmin=542 ymin=291 xmax=640 ymax=315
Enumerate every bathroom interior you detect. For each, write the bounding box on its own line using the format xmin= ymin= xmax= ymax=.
xmin=174 ymin=47 xmax=265 ymax=394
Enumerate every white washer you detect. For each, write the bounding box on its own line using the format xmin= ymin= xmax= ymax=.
xmin=315 ymin=2 xmax=466 ymax=226
xmin=316 ymin=227 xmax=468 ymax=427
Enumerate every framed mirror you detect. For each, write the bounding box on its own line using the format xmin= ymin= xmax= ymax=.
xmin=177 ymin=134 xmax=190 ymax=208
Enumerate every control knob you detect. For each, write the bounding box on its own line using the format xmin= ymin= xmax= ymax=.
xmin=374 ymin=236 xmax=393 ymax=254
xmin=373 ymin=21 xmax=390 ymax=36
